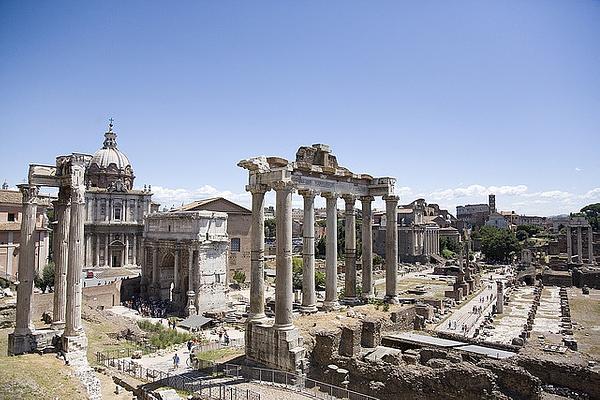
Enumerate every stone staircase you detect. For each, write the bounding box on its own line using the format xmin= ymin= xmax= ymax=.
xmin=62 ymin=335 xmax=102 ymax=400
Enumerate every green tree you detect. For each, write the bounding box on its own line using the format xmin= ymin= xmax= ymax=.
xmin=315 ymin=237 xmax=326 ymax=259
xmin=581 ymin=203 xmax=600 ymax=232
xmin=232 ymin=270 xmax=246 ymax=284
xmin=315 ymin=271 xmax=326 ymax=289
xmin=516 ymin=224 xmax=541 ymax=237
xmin=515 ymin=230 xmax=529 ymax=242
xmin=264 ymin=218 xmax=276 ymax=238
xmin=479 ymin=226 xmax=520 ymax=262
xmin=34 ymin=262 xmax=55 ymax=293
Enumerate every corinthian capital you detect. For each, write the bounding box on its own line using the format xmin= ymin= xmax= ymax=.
xmin=18 ymin=184 xmax=39 ymax=204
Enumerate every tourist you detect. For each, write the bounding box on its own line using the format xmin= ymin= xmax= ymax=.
xmin=173 ymin=353 xmax=180 ymax=369
xmin=187 ymin=340 xmax=193 ymax=352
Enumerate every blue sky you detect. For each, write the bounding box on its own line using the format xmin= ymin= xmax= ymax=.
xmin=1 ymin=1 xmax=599 ymax=216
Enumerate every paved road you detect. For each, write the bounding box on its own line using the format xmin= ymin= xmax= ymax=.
xmin=436 ymin=270 xmax=508 ymax=338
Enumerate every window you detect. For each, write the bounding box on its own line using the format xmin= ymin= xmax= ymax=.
xmin=7 ymin=213 xmax=15 ymax=222
xmin=114 ymin=207 xmax=121 ymax=220
xmin=230 ymin=238 xmax=241 ymax=252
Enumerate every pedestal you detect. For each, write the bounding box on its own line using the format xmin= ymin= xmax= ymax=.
xmin=245 ymin=319 xmax=306 ymax=373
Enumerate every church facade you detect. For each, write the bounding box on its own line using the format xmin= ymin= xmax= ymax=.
xmin=83 ymin=123 xmax=154 ymax=269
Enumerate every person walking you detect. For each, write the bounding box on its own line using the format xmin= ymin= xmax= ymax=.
xmin=173 ymin=353 xmax=180 ymax=369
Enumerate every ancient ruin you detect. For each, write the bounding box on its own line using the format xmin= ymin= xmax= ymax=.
xmin=239 ymin=144 xmax=397 ymax=372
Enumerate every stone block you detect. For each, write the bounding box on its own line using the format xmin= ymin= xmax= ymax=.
xmin=313 ymin=330 xmax=340 ymax=367
xmin=361 ymin=319 xmax=381 ymax=348
xmin=339 ymin=325 xmax=361 ymax=357
xmin=245 ymin=321 xmax=306 ymax=372
xmin=415 ymin=304 xmax=434 ymax=320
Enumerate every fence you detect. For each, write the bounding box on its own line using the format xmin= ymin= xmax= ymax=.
xmin=96 ymin=350 xmax=261 ymax=400
xmin=224 ymin=364 xmax=379 ymax=400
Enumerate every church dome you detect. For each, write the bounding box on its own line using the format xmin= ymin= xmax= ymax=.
xmin=87 ymin=121 xmax=135 ymax=190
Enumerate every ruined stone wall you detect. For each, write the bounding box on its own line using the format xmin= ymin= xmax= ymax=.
xmin=30 ymin=280 xmax=122 ymax=322
xmin=312 ymin=325 xmax=542 ymax=400
xmin=516 ymin=356 xmax=600 ymax=399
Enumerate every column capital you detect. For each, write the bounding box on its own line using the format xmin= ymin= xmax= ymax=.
xmin=383 ymin=194 xmax=400 ymax=203
xmin=298 ymin=189 xmax=317 ymax=199
xmin=272 ymin=180 xmax=295 ymax=193
xmin=321 ymin=191 xmax=339 ymax=199
xmin=342 ymin=194 xmax=357 ymax=203
xmin=360 ymin=195 xmax=375 ymax=203
xmin=17 ymin=184 xmax=39 ymax=204
xmin=246 ymin=184 xmax=270 ymax=194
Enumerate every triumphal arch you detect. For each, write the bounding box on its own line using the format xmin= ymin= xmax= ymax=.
xmin=239 ymin=144 xmax=398 ymax=372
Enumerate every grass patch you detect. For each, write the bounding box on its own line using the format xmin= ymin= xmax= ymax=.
xmin=0 ymin=328 xmax=87 ymax=400
xmin=137 ymin=320 xmax=192 ymax=349
xmin=195 ymin=347 xmax=243 ymax=362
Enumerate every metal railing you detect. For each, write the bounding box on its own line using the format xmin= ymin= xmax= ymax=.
xmin=224 ymin=364 xmax=379 ymax=400
xmin=96 ymin=350 xmax=261 ymax=400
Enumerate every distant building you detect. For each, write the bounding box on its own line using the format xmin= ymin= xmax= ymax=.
xmin=374 ymin=199 xmax=441 ymax=263
xmin=143 ymin=211 xmax=228 ymax=315
xmin=0 ymin=188 xmax=53 ymax=280
xmin=84 ymin=123 xmax=154 ymax=269
xmin=176 ymin=197 xmax=251 ymax=282
xmin=486 ymin=212 xmax=509 ymax=229
xmin=456 ymin=194 xmax=495 ymax=228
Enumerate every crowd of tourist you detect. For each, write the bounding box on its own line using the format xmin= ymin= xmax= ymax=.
xmin=122 ymin=297 xmax=170 ymax=318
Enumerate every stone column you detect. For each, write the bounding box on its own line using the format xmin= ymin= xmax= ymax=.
xmin=589 ymin=226 xmax=595 ymax=264
xmin=299 ymin=189 xmax=317 ymax=312
xmin=187 ymin=248 xmax=196 ymax=315
xmin=151 ymin=247 xmax=159 ymax=297
xmin=248 ymin=185 xmax=268 ymax=321
xmin=173 ymin=248 xmax=180 ymax=292
xmin=132 ymin=234 xmax=137 ymax=265
xmin=85 ymin=233 xmax=91 ymax=267
xmin=343 ymin=195 xmax=357 ymax=303
xmin=273 ymin=182 xmax=294 ymax=330
xmin=64 ymin=158 xmax=86 ymax=339
xmin=384 ymin=195 xmax=399 ymax=304
xmin=13 ymin=184 xmax=39 ymax=335
xmin=104 ymin=234 xmax=109 ymax=267
xmin=323 ymin=192 xmax=339 ymax=310
xmin=51 ymin=187 xmax=70 ymax=331
xmin=577 ymin=227 xmax=583 ymax=263
xmin=361 ymin=196 xmax=374 ymax=298
xmin=95 ymin=234 xmax=100 ymax=267
xmin=566 ymin=227 xmax=572 ymax=260
xmin=124 ymin=235 xmax=129 ymax=266
xmin=496 ymin=280 xmax=504 ymax=314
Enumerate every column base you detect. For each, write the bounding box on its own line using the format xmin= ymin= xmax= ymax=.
xmin=245 ymin=321 xmax=305 ymax=373
xmin=273 ymin=322 xmax=295 ymax=331
xmin=299 ymin=305 xmax=318 ymax=313
xmin=8 ymin=329 xmax=56 ymax=355
xmin=62 ymin=333 xmax=88 ymax=353
xmin=247 ymin=312 xmax=268 ymax=321
xmin=51 ymin=321 xmax=65 ymax=332
xmin=322 ymin=300 xmax=341 ymax=311
xmin=384 ymin=295 xmax=399 ymax=304
xmin=341 ymin=297 xmax=362 ymax=306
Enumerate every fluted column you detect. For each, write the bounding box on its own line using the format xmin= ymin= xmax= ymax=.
xmin=343 ymin=195 xmax=357 ymax=302
xmin=589 ymin=226 xmax=595 ymax=265
xmin=124 ymin=235 xmax=130 ymax=266
xmin=361 ymin=196 xmax=374 ymax=298
xmin=577 ymin=227 xmax=583 ymax=263
xmin=152 ymin=247 xmax=159 ymax=296
xmin=566 ymin=227 xmax=572 ymax=260
xmin=51 ymin=187 xmax=70 ymax=330
xmin=248 ymin=185 xmax=268 ymax=321
xmin=384 ymin=195 xmax=399 ymax=303
xmin=84 ymin=233 xmax=91 ymax=267
xmin=273 ymin=182 xmax=294 ymax=330
xmin=104 ymin=234 xmax=109 ymax=267
xmin=299 ymin=189 xmax=317 ymax=312
xmin=323 ymin=192 xmax=339 ymax=310
xmin=64 ymin=159 xmax=86 ymax=338
xmin=95 ymin=234 xmax=99 ymax=267
xmin=14 ymin=184 xmax=39 ymax=335
xmin=132 ymin=234 xmax=137 ymax=265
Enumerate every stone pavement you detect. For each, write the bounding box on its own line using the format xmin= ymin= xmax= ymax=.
xmin=482 ymin=285 xmax=534 ymax=344
xmin=435 ymin=273 xmax=500 ymax=338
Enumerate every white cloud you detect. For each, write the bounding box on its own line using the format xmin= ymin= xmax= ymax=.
xmin=575 ymin=167 xmax=583 ymax=172
xmin=150 ymin=185 xmax=250 ymax=209
xmin=429 ymin=184 xmax=528 ymax=201
xmin=583 ymin=188 xmax=600 ymax=199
